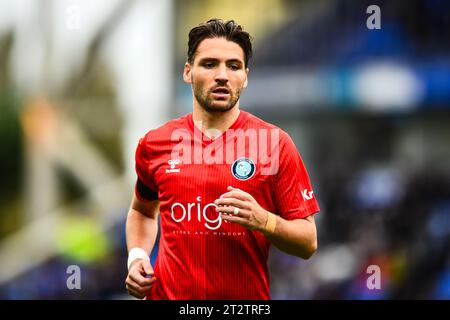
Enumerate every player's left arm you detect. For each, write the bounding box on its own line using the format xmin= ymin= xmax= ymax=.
xmin=263 ymin=213 xmax=317 ymax=259
xmin=216 ymin=186 xmax=317 ymax=259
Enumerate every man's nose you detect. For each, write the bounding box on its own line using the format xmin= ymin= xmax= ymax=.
xmin=214 ymin=65 xmax=229 ymax=83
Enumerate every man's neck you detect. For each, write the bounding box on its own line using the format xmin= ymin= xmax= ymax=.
xmin=192 ymin=103 xmax=241 ymax=139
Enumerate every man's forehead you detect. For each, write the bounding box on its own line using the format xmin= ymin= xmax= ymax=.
xmin=194 ymin=37 xmax=245 ymax=62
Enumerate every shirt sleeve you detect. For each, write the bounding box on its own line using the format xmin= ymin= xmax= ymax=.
xmin=272 ymin=131 xmax=320 ymax=220
xmin=134 ymin=135 xmax=158 ymax=201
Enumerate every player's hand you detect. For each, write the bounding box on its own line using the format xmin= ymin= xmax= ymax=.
xmin=125 ymin=259 xmax=156 ymax=299
xmin=215 ymin=186 xmax=269 ymax=231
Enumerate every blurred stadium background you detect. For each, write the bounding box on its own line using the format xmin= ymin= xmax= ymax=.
xmin=0 ymin=0 xmax=449 ymax=299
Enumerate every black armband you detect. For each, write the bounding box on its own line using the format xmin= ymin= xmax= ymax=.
xmin=136 ymin=178 xmax=158 ymax=200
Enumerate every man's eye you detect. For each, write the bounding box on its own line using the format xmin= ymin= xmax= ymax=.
xmin=203 ymin=63 xmax=214 ymax=68
xmin=230 ymin=64 xmax=241 ymax=70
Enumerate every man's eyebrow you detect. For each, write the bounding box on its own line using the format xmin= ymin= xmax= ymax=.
xmin=197 ymin=57 xmax=243 ymax=64
xmin=198 ymin=58 xmax=219 ymax=63
xmin=226 ymin=59 xmax=243 ymax=64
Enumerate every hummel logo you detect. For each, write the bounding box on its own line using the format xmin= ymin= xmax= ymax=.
xmin=301 ymin=189 xmax=314 ymax=201
xmin=166 ymin=159 xmax=181 ymax=173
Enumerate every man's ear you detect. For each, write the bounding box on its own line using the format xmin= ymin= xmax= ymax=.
xmin=183 ymin=62 xmax=192 ymax=84
xmin=243 ymin=67 xmax=249 ymax=88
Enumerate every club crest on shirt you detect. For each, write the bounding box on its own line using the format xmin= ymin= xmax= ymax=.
xmin=231 ymin=158 xmax=256 ymax=181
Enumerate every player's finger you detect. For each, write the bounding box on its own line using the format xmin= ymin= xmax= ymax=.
xmin=129 ymin=270 xmax=156 ymax=287
xmin=216 ymin=205 xmax=249 ymax=217
xmin=219 ymin=191 xmax=249 ymax=201
xmin=126 ymin=277 xmax=155 ymax=293
xmin=220 ymin=213 xmax=248 ymax=225
xmin=126 ymin=280 xmax=155 ymax=299
xmin=126 ymin=284 xmax=152 ymax=298
xmin=127 ymin=287 xmax=147 ymax=299
xmin=127 ymin=273 xmax=157 ymax=288
xmin=214 ymin=197 xmax=248 ymax=209
xmin=142 ymin=260 xmax=154 ymax=276
xmin=226 ymin=186 xmax=254 ymax=201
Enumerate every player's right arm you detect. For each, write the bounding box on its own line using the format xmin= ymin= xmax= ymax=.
xmin=125 ymin=194 xmax=159 ymax=299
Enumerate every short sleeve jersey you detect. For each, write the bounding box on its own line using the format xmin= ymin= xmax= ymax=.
xmin=134 ymin=110 xmax=320 ymax=299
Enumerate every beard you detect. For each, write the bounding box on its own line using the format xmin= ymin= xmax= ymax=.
xmin=193 ymin=82 xmax=242 ymax=113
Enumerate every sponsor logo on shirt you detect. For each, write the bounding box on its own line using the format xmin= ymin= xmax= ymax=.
xmin=166 ymin=158 xmax=181 ymax=173
xmin=302 ymin=188 xmax=314 ymax=201
xmin=171 ymin=196 xmax=222 ymax=230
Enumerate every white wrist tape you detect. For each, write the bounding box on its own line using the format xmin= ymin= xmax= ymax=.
xmin=127 ymin=247 xmax=150 ymax=270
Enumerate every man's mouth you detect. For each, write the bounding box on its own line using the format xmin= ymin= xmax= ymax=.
xmin=211 ymin=87 xmax=230 ymax=99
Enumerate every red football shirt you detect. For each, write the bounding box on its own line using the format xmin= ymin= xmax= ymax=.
xmin=134 ymin=110 xmax=320 ymax=300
